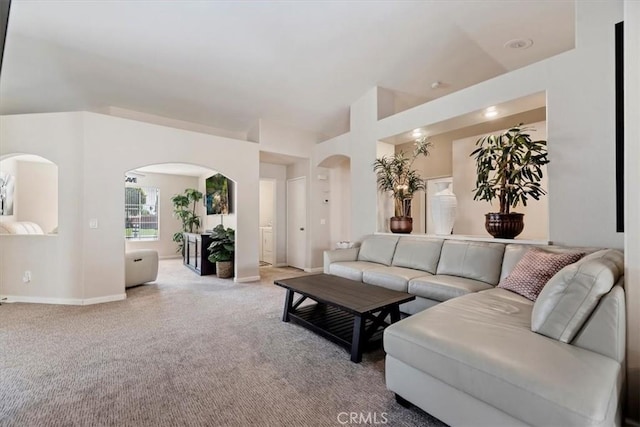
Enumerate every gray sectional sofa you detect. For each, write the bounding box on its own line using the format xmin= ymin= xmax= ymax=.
xmin=323 ymin=234 xmax=626 ymax=427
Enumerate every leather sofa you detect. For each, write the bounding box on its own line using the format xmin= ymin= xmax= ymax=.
xmin=0 ymin=221 xmax=44 ymax=234
xmin=323 ymin=234 xmax=626 ymax=427
xmin=125 ymin=249 xmax=159 ymax=288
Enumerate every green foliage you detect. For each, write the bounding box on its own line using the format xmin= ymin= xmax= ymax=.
xmin=207 ymin=225 xmax=235 ymax=263
xmin=171 ymin=188 xmax=204 ymax=252
xmin=125 ymin=187 xmax=147 ymax=216
xmin=373 ymin=137 xmax=432 ymax=217
xmin=470 ymin=124 xmax=549 ymax=214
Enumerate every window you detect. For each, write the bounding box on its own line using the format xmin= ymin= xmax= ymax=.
xmin=125 ymin=186 xmax=159 ymax=240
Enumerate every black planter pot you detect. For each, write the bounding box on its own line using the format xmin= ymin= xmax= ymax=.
xmin=485 ymin=213 xmax=524 ymax=239
xmin=390 ymin=216 xmax=413 ymax=234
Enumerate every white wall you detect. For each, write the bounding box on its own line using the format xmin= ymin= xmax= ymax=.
xmin=376 ymin=140 xmax=395 ymax=233
xmin=309 ymin=165 xmax=331 ymax=269
xmin=124 ymin=171 xmax=199 ymax=258
xmin=260 ymin=162 xmax=287 ymax=267
xmin=259 ymin=180 xmax=275 ymax=227
xmin=349 ymin=88 xmax=380 ymax=242
xmin=0 ymin=112 xmax=85 ymax=302
xmin=328 ymin=158 xmax=351 ymax=248
xmin=258 ymin=119 xmax=319 ymax=158
xmin=0 ymin=111 xmax=261 ymax=304
xmin=101 ymin=107 xmax=248 ymax=141
xmin=366 ymin=3 xmax=623 ymax=250
xmin=624 ymin=0 xmax=640 ymax=421
xmin=452 ymin=121 xmax=548 ymax=239
xmin=15 ymin=160 xmax=58 ymax=234
xmin=81 ymin=112 xmax=260 ymax=299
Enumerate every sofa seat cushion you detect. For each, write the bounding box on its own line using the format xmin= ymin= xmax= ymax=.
xmin=408 ymin=275 xmax=493 ymax=302
xmin=362 ymin=266 xmax=427 ymax=292
xmin=329 ymin=261 xmax=382 ymax=281
xmin=384 ymin=289 xmax=621 ymax=427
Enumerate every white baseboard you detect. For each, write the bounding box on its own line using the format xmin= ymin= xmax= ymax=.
xmin=1 ymin=295 xmax=83 ymax=305
xmin=0 ymin=293 xmax=126 ymax=306
xmin=82 ymin=294 xmax=127 ymax=305
xmin=159 ymin=255 xmax=182 ymax=260
xmin=303 ymin=267 xmax=324 ymax=273
xmin=234 ymin=276 xmax=261 ymax=283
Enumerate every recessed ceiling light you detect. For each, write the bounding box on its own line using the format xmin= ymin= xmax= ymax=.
xmin=484 ymin=107 xmax=498 ymax=118
xmin=412 ymin=129 xmax=423 ymax=137
xmin=504 ymin=38 xmax=533 ymax=49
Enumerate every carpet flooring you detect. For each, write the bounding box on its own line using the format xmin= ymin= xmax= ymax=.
xmin=0 ymin=259 xmax=446 ymax=426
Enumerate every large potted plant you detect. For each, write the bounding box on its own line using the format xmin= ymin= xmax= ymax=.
xmin=171 ymin=188 xmax=203 ymax=252
xmin=373 ymin=137 xmax=432 ymax=233
xmin=207 ymin=224 xmax=235 ymax=278
xmin=470 ymin=124 xmax=549 ymax=239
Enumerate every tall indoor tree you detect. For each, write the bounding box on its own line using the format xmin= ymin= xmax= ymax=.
xmin=373 ymin=137 xmax=432 ymax=233
xmin=470 ymin=123 xmax=549 ymax=239
xmin=171 ymin=188 xmax=203 ymax=252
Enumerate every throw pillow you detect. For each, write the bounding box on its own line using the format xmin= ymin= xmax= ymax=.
xmin=498 ymin=248 xmax=585 ymax=301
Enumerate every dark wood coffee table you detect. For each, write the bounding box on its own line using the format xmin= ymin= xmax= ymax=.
xmin=274 ymin=274 xmax=415 ymax=363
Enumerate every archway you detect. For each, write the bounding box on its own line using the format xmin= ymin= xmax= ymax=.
xmin=0 ymin=153 xmax=59 ymax=235
xmin=123 ymin=163 xmax=237 ymax=258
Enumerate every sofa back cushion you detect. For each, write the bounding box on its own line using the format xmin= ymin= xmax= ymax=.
xmin=392 ymin=237 xmax=443 ymax=274
xmin=0 ymin=221 xmax=44 ymax=234
xmin=436 ymin=240 xmax=505 ymax=285
xmin=572 ymin=283 xmax=625 ymax=362
xmin=531 ymin=249 xmax=624 ymax=343
xmin=357 ymin=235 xmax=399 ymax=266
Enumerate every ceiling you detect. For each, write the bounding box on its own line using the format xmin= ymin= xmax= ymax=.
xmin=0 ymin=1 xmax=575 ymax=139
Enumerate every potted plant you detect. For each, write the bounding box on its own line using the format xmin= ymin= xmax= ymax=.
xmin=470 ymin=123 xmax=549 ymax=239
xmin=207 ymin=224 xmax=235 ymax=278
xmin=373 ymin=137 xmax=432 ymax=233
xmin=171 ymin=188 xmax=203 ymax=253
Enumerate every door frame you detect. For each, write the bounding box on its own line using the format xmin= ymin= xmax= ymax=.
xmin=259 ymin=178 xmax=277 ymax=265
xmin=286 ymin=176 xmax=307 ymax=269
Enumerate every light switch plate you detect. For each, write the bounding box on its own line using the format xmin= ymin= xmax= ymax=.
xmin=89 ymin=218 xmax=98 ymax=229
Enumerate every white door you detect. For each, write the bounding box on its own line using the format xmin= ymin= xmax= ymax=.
xmin=287 ymin=177 xmax=307 ymax=269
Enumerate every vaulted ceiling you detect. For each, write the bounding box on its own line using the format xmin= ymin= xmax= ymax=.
xmin=0 ymin=0 xmax=574 ymax=139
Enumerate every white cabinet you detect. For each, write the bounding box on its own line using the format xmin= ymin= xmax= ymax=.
xmin=260 ymin=227 xmax=274 ymax=264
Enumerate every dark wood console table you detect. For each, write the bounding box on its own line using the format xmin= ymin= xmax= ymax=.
xmin=183 ymin=233 xmax=215 ymax=276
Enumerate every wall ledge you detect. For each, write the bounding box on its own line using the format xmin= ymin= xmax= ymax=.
xmin=374 ymin=232 xmax=550 ymax=245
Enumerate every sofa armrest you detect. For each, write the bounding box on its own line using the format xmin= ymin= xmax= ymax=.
xmin=323 ymin=247 xmax=360 ymax=274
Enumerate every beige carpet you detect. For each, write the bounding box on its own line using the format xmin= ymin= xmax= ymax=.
xmin=0 ymin=259 xmax=446 ymax=426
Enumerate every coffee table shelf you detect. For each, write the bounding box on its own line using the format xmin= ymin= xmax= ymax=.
xmin=289 ymin=303 xmax=385 ymax=350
